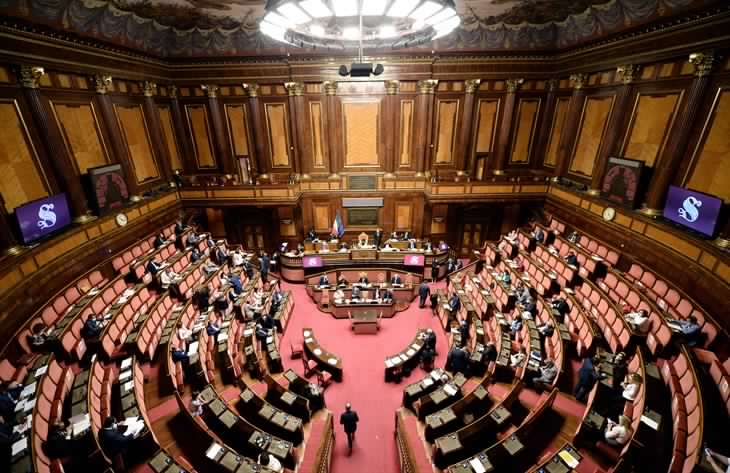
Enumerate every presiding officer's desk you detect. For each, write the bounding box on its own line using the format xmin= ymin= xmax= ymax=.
xmin=280 ymin=240 xmax=450 ymax=282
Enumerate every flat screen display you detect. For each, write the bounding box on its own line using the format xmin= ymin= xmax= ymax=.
xmin=303 ymin=255 xmax=324 ymax=268
xmin=15 ymin=193 xmax=72 ymax=244
xmin=663 ymin=186 xmax=722 ymax=237
xmin=89 ymin=164 xmax=129 ymax=214
xmin=404 ymin=254 xmax=425 ymax=266
xmin=601 ymin=157 xmax=644 ymax=208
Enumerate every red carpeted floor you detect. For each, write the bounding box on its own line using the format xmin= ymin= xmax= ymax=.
xmin=278 ymin=281 xmax=449 ymax=473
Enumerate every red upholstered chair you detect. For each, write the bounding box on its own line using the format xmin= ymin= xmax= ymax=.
xmin=290 ymin=341 xmax=304 ymax=360
xmin=316 ymin=370 xmax=333 ymax=389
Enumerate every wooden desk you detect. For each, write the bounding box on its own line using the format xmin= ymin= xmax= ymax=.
xmin=385 ymin=329 xmax=426 ymax=382
xmin=303 ymin=328 xmax=343 ymax=381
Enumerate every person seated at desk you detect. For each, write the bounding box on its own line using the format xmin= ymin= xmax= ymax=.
xmin=499 ymin=271 xmax=511 ymax=286
xmin=532 ymin=359 xmax=558 ymax=390
xmin=390 ymin=231 xmax=399 ymax=240
xmin=191 ymin=248 xmax=202 ymax=263
xmin=603 ymin=415 xmax=632 ymax=447
xmin=318 ymin=274 xmax=330 ymax=288
xmin=668 ymin=315 xmax=703 ymax=346
xmin=153 ymin=232 xmax=166 ymax=249
xmin=483 ymin=342 xmax=498 ymax=363
xmin=537 ymin=321 xmax=554 ymax=346
xmin=258 ymin=452 xmax=283 ymax=473
xmin=260 ymin=312 xmax=275 ymax=331
xmin=307 ymin=227 xmax=317 ymax=241
xmin=177 ymin=326 xmax=193 ymax=346
xmin=146 ymin=259 xmax=162 ymax=276
xmin=186 ymin=232 xmax=200 ymax=249
xmin=459 ymin=319 xmax=469 ymax=346
xmin=407 ymin=239 xmax=417 ymax=250
xmin=624 ymin=309 xmax=650 ymax=334
xmin=403 ymin=231 xmax=412 ymax=240
xmin=333 ymin=288 xmax=345 ymax=301
xmin=391 ymin=274 xmax=403 ymax=286
xmin=351 ymin=286 xmax=362 ymax=301
xmin=617 ymin=372 xmax=642 ymax=402
xmin=174 ymin=220 xmax=187 ymax=236
xmin=244 ymin=261 xmax=254 ymax=280
xmin=206 ymin=235 xmax=216 ymax=248
xmin=510 ymin=347 xmax=526 ymax=368
xmin=565 ymin=251 xmax=579 ymax=267
xmin=382 ymin=241 xmax=398 ymax=251
xmin=515 ymin=281 xmax=531 ymax=305
xmin=225 ymin=272 xmax=243 ymax=296
xmin=81 ymin=314 xmax=104 ymax=340
xmin=100 ymin=416 xmax=133 ymax=470
xmin=160 ymin=268 xmax=181 ymax=291
xmin=194 ymin=287 xmax=210 ymax=312
xmin=520 ymin=297 xmax=537 ymax=319
xmin=231 ymin=250 xmax=244 ymax=267
xmin=203 ymin=260 xmax=219 ymax=277
xmin=373 ymin=228 xmax=383 ymax=248
xmin=446 ymin=257 xmax=456 ymax=274
xmin=356 ymin=273 xmax=370 ymax=286
xmin=424 ymin=240 xmax=433 ymax=252
xmin=216 ymin=245 xmax=229 ymax=265
xmin=448 ymin=293 xmax=461 ymax=321
xmin=447 ymin=345 xmax=469 ymax=375
xmin=382 ymin=288 xmax=394 ymax=303
xmin=242 ymin=301 xmax=257 ymax=320
xmin=512 ymin=255 xmax=525 ymax=273
xmin=337 ymin=274 xmax=348 ymax=288
xmin=0 ymin=382 xmax=21 ymax=423
xmin=550 ymin=295 xmax=569 ymax=322
xmin=190 ymin=390 xmax=204 ymax=417
xmin=206 ymin=319 xmax=221 ymax=337
xmin=338 ymin=242 xmax=349 ymax=252
xmin=535 ymin=227 xmax=545 ymax=243
xmin=567 ymin=231 xmax=580 ymax=243
xmin=44 ymin=420 xmax=79 ymax=459
xmin=509 ymin=315 xmax=523 ymax=338
xmin=28 ymin=322 xmax=49 ymax=352
xmin=705 ymin=447 xmax=730 ymax=473
xmin=420 ymin=345 xmax=435 ymax=370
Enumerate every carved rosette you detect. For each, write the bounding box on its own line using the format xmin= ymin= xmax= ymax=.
xmin=569 ymin=73 xmax=588 ymax=90
xmin=143 ymin=81 xmax=157 ymax=97
xmin=201 ymin=84 xmax=219 ymax=98
xmin=615 ymin=64 xmax=639 ymax=84
xmin=416 ymin=79 xmax=438 ymax=94
xmin=94 ymin=74 xmax=113 ymax=94
xmin=323 ymin=81 xmax=338 ymax=96
xmin=688 ymin=51 xmax=720 ymax=77
xmin=18 ymin=65 xmax=45 ymax=89
xmin=242 ymin=83 xmax=259 ymax=97
xmin=284 ymin=81 xmax=305 ymax=96
xmin=506 ymin=78 xmax=524 ymax=93
xmin=464 ymin=79 xmax=481 ymax=94
xmin=384 ymin=80 xmax=399 ymax=95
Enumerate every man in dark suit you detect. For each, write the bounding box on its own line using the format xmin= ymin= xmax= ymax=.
xmin=535 ymin=228 xmax=545 ymax=243
xmin=550 ymin=296 xmax=569 ymax=322
xmin=430 ymin=292 xmax=439 ymax=315
xmin=227 ymin=272 xmax=242 ymax=295
xmin=337 ymin=274 xmax=348 ymax=288
xmin=431 ymin=259 xmax=439 ymax=281
xmin=574 ymin=355 xmax=601 ymax=402
xmin=565 ymin=251 xmax=578 ymax=267
xmin=449 ymin=294 xmax=461 ymax=320
xmin=374 ymin=228 xmax=383 ymax=248
xmin=318 ymin=274 xmax=330 ymax=287
xmin=391 ymin=274 xmax=403 ymax=286
xmin=260 ymin=253 xmax=270 ymax=281
xmin=403 ymin=231 xmax=412 ymax=240
xmin=447 ymin=258 xmax=456 ymax=274
xmin=459 ymin=319 xmax=469 ymax=345
xmin=174 ymin=220 xmax=186 ymax=236
xmin=244 ymin=261 xmax=254 ymax=280
xmin=390 ymin=230 xmax=399 ymax=241
xmin=447 ymin=346 xmax=469 ymax=374
xmin=424 ymin=328 xmax=436 ymax=352
xmin=146 ymin=259 xmax=161 ymax=276
xmin=81 ymin=314 xmax=103 ymax=340
xmin=483 ymin=342 xmax=498 ymax=363
xmin=407 ymin=239 xmax=417 ymax=250
xmin=100 ymin=416 xmax=131 ymax=470
xmin=351 ymin=286 xmax=361 ymax=301
xmin=418 ymin=282 xmax=430 ymax=308
xmin=357 ymin=274 xmax=369 ymax=285
xmin=339 ymin=403 xmax=359 ymax=453
xmin=307 ymin=227 xmax=317 ymax=241
xmin=153 ymin=232 xmax=165 ymax=249
xmin=186 ymin=232 xmax=200 ymax=248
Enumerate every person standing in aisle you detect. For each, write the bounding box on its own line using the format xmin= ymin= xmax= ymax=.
xmin=339 ymin=402 xmax=359 ymax=454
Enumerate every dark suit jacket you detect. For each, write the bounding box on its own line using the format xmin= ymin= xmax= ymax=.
xmin=418 ymin=284 xmax=430 ymax=298
xmin=319 ymin=276 xmax=330 ymax=286
xmin=449 ymin=348 xmax=469 ymax=372
xmin=260 ymin=256 xmax=270 ymax=272
xmin=391 ymin=276 xmax=402 ymax=285
xmin=100 ymin=427 xmax=131 ymax=457
xmin=146 ymin=260 xmax=160 ymax=275
xmin=340 ymin=411 xmax=359 ymax=433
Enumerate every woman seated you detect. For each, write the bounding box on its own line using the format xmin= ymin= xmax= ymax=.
xmin=603 ymin=415 xmax=632 ymax=447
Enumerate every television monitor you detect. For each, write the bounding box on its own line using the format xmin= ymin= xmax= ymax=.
xmin=404 ymin=254 xmax=425 ymax=266
xmin=89 ymin=164 xmax=129 ymax=214
xmin=663 ymin=186 xmax=722 ymax=237
xmin=303 ymin=255 xmax=323 ymax=268
xmin=601 ymin=157 xmax=644 ymax=208
xmin=15 ymin=193 xmax=72 ymax=244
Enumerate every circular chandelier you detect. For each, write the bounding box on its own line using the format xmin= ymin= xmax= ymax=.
xmin=261 ymin=0 xmax=460 ymax=49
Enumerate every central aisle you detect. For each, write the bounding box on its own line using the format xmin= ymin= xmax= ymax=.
xmin=277 ymin=281 xmax=449 ymax=473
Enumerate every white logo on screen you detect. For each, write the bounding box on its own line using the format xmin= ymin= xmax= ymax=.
xmin=409 ymin=256 xmax=420 ymax=264
xmin=307 ymin=258 xmax=318 ymax=267
xmin=37 ymin=204 xmax=57 ymax=230
xmin=678 ymin=196 xmax=701 ymax=223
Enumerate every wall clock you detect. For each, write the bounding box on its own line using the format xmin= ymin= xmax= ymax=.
xmin=602 ymin=207 xmax=616 ymax=222
xmin=115 ymin=213 xmax=128 ymax=227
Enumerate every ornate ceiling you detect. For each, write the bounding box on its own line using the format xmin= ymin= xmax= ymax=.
xmin=0 ymin=0 xmax=721 ymax=58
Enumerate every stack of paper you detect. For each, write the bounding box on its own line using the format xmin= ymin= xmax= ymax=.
xmin=11 ymin=437 xmax=28 ymax=456
xmin=121 ymin=358 xmax=132 ymax=370
xmin=470 ymin=457 xmax=487 ymax=473
xmin=119 ymin=370 xmax=132 ymax=382
xmin=443 ymin=384 xmax=458 ymax=396
xmin=188 ymin=341 xmax=199 ymax=355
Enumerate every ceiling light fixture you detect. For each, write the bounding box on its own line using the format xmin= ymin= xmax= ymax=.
xmin=261 ymin=0 xmax=459 ymax=49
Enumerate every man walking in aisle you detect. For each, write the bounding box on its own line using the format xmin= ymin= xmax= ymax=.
xmin=340 ymin=402 xmax=359 ymax=454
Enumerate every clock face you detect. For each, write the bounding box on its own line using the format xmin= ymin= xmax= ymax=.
xmin=116 ymin=213 xmax=128 ymax=227
xmin=602 ymin=207 xmax=616 ymax=221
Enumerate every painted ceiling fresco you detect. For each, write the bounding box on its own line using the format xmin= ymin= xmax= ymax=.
xmin=0 ymin=0 xmax=719 ymax=57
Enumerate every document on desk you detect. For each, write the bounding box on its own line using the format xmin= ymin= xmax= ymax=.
xmin=119 ymin=369 xmax=132 ymax=381
xmin=443 ymin=384 xmax=458 ymax=396
xmin=11 ymin=437 xmax=28 ymax=456
xmin=121 ymin=358 xmax=133 ymax=370
xmin=470 ymin=458 xmax=487 ymax=473
xmin=640 ymin=414 xmax=659 ymax=430
xmin=206 ymin=442 xmax=223 ymax=459
xmin=20 ymin=382 xmax=36 ymax=399
xmin=558 ymin=450 xmax=579 ymax=468
xmin=385 ymin=359 xmax=395 ymax=368
xmin=35 ymin=364 xmax=48 ymax=377
xmin=188 ymin=341 xmax=199 ymax=355
xmin=122 ymin=417 xmax=145 ymax=437
xmin=71 ymin=414 xmax=91 ymax=437
xmin=422 ymin=377 xmax=434 ymax=387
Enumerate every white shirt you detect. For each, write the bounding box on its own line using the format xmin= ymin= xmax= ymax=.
xmin=604 ymin=423 xmax=629 ymax=445
xmin=622 ymin=382 xmax=640 ymax=401
xmin=510 ymin=353 xmax=525 ymax=367
xmin=231 ymin=252 xmax=244 ymax=266
xmin=259 ymin=455 xmax=283 ymax=473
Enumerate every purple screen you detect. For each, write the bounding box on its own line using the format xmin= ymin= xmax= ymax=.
xmin=663 ymin=186 xmax=722 ymax=237
xmin=303 ymin=256 xmax=323 ymax=268
xmin=16 ymin=193 xmax=72 ymax=244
